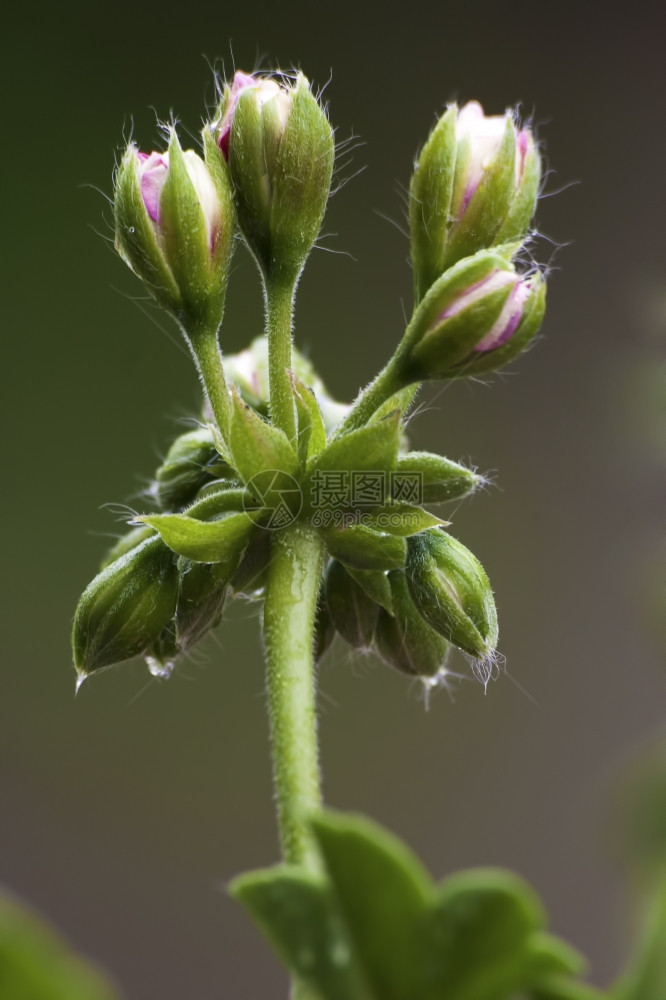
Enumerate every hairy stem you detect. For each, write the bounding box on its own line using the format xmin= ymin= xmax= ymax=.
xmin=263 ymin=523 xmax=324 ymax=871
xmin=334 ymin=354 xmax=414 ymax=436
xmin=266 ymin=279 xmax=298 ymax=443
xmin=188 ymin=327 xmax=231 ymax=439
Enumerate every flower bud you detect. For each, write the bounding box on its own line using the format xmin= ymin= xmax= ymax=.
xmin=374 ymin=571 xmax=451 ymax=678
xmin=410 ymin=101 xmax=540 ymax=300
xmin=144 ymin=557 xmax=233 ymax=677
xmin=114 ymin=127 xmax=235 ymax=332
xmin=405 ymin=529 xmax=498 ymax=660
xmin=72 ymin=537 xmax=178 ymax=677
xmin=212 ymin=71 xmax=334 ymax=282
xmin=401 ymin=250 xmax=546 ymax=381
xmin=154 ymin=427 xmax=234 ymax=511
xmin=325 ymin=560 xmax=378 ymax=650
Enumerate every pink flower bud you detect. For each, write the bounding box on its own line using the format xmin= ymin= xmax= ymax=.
xmin=437 ymin=267 xmax=533 ymax=352
xmin=135 ymin=147 xmax=221 ymax=251
xmin=217 ymin=70 xmax=292 ymax=161
xmin=455 ymin=101 xmax=532 ymax=215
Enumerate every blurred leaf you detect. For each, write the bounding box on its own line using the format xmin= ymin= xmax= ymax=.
xmin=231 ymin=866 xmax=370 ymax=1000
xmin=612 ymin=875 xmax=666 ymax=1000
xmin=233 ymin=811 xmax=602 ymax=1000
xmin=530 ymin=978 xmax=608 ymax=999
xmin=420 ymin=868 xmax=543 ymax=1000
xmin=0 ymin=890 xmax=120 ymax=1000
xmin=312 ymin=812 xmax=430 ymax=1000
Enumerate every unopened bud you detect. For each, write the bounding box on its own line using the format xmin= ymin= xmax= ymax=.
xmin=405 ymin=529 xmax=498 ymax=660
xmin=72 ymin=537 xmax=178 ymax=677
xmin=114 ymin=128 xmax=234 ymax=332
xmin=325 ymin=560 xmax=378 ymax=650
xmin=212 ymin=71 xmax=334 ymax=282
xmin=155 ymin=427 xmax=234 ymax=511
xmin=374 ymin=571 xmax=451 ymax=677
xmin=401 ymin=251 xmax=546 ymax=381
xmin=410 ymin=101 xmax=540 ymax=299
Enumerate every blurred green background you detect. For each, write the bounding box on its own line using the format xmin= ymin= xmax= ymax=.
xmin=2 ymin=0 xmax=665 ymax=995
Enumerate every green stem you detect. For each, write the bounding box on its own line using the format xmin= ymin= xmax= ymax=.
xmin=263 ymin=523 xmax=324 ymax=873
xmin=335 ymin=354 xmax=413 ymax=436
xmin=266 ymin=279 xmax=297 ymax=442
xmin=188 ymin=327 xmax=231 ymax=440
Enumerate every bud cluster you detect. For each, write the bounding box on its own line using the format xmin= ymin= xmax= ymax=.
xmin=74 ymin=70 xmax=554 ymax=694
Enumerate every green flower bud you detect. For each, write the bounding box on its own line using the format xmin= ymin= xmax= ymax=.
xmin=154 ymin=427 xmax=234 ymax=511
xmin=410 ymin=101 xmax=541 ymax=300
xmin=72 ymin=536 xmax=178 ymax=678
xmin=114 ymin=127 xmax=235 ymax=333
xmin=405 ymin=529 xmax=498 ymax=666
xmin=400 ymin=250 xmax=546 ymax=382
xmin=213 ymin=72 xmax=334 ymax=283
xmin=100 ymin=525 xmax=155 ymax=569
xmin=374 ymin=571 xmax=451 ymax=678
xmin=144 ymin=557 xmax=233 ymax=677
xmin=325 ymin=560 xmax=378 ymax=650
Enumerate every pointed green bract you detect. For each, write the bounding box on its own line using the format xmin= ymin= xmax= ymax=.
xmin=228 ymin=387 xmax=299 ymax=483
xmin=394 ymin=452 xmax=483 ymax=504
xmin=321 ymin=525 xmax=407 ymax=571
xmin=292 ymin=373 xmax=328 ymax=464
xmin=140 ymin=511 xmax=254 ymax=564
xmin=309 ymin=410 xmax=401 ymax=478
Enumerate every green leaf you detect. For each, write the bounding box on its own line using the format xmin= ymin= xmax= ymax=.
xmin=228 ymin=388 xmax=299 ymax=484
xmin=312 ymin=812 xmax=430 ymax=1000
xmin=321 ymin=526 xmax=407 ymax=571
xmin=0 ymin=890 xmax=120 ymax=1000
xmin=231 ymin=866 xmax=370 ymax=1000
xmin=526 ymin=932 xmax=586 ymax=980
xmin=420 ymin=868 xmax=544 ymax=1000
xmin=140 ymin=511 xmax=254 ymax=563
xmin=310 ymin=411 xmax=401 ymax=477
xmin=292 ymin=373 xmax=327 ymax=464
